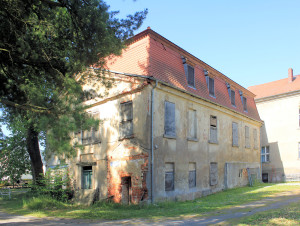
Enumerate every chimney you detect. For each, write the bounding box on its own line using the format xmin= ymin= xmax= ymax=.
xmin=288 ymin=68 xmax=293 ymax=83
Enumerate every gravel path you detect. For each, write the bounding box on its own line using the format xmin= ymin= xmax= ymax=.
xmin=1 ymin=190 xmax=300 ymax=226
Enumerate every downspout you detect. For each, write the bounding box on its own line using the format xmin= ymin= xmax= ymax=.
xmin=151 ymin=79 xmax=158 ymax=203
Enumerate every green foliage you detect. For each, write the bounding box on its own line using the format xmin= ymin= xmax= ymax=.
xmin=23 ymin=196 xmax=68 ymax=210
xmin=32 ymin=167 xmax=73 ymax=202
xmin=0 ymin=0 xmax=147 ymax=181
xmin=0 ymin=125 xmax=31 ymax=182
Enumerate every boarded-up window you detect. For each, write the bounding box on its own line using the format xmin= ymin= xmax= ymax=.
xmin=231 ymin=90 xmax=236 ymax=106
xmin=189 ymin=162 xmax=196 ymax=188
xmin=232 ymin=122 xmax=239 ymax=146
xmin=209 ymin=115 xmax=218 ymax=143
xmin=187 ymin=65 xmax=195 ymax=87
xmin=245 ymin=126 xmax=250 ymax=148
xmin=253 ymin=129 xmax=258 ymax=149
xmin=188 ymin=109 xmax=197 ymax=139
xmin=81 ymin=112 xmax=100 ymax=145
xmin=164 ymin=101 xmax=176 ymax=137
xmin=210 ymin=162 xmax=218 ymax=186
xmin=120 ymin=102 xmax=133 ymax=138
xmin=165 ymin=163 xmax=174 ymax=191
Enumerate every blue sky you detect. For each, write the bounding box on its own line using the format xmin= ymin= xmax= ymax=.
xmin=106 ymin=0 xmax=300 ymax=88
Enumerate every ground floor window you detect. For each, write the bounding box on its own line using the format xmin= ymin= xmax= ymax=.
xmin=189 ymin=162 xmax=196 ymax=188
xmin=82 ymin=166 xmax=92 ymax=189
xmin=210 ymin=162 xmax=218 ymax=186
xmin=261 ymin=146 xmax=270 ymax=162
xmin=165 ymin=163 xmax=174 ymax=191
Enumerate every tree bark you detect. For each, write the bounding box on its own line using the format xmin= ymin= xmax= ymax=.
xmin=26 ymin=124 xmax=44 ymax=185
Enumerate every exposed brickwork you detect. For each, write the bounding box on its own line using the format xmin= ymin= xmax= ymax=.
xmin=107 ymin=152 xmax=149 ymax=204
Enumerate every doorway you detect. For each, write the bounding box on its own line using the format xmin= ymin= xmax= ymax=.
xmin=121 ymin=176 xmax=131 ymax=204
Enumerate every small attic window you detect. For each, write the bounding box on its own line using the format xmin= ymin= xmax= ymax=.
xmin=239 ymin=91 xmax=247 ymax=112
xmin=187 ymin=65 xmax=195 ymax=87
xmin=181 ymin=56 xmax=195 ymax=88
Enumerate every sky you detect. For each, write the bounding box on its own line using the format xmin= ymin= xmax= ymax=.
xmin=106 ymin=0 xmax=300 ymax=89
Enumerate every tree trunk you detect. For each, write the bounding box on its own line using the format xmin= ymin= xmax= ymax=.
xmin=26 ymin=124 xmax=44 ymax=185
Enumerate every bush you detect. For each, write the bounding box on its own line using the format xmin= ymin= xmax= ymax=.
xmin=32 ymin=167 xmax=73 ymax=202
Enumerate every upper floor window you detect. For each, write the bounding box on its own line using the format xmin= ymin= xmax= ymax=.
xmin=209 ymin=115 xmax=218 ymax=143
xmin=120 ymin=101 xmax=133 ymax=138
xmin=232 ymin=122 xmax=239 ymax=147
xmin=164 ymin=101 xmax=176 ymax=137
xmin=245 ymin=126 xmax=250 ymax=148
xmin=261 ymin=146 xmax=270 ymax=162
xmin=75 ymin=112 xmax=100 ymax=145
xmin=253 ymin=129 xmax=258 ymax=149
xmin=188 ymin=109 xmax=197 ymax=140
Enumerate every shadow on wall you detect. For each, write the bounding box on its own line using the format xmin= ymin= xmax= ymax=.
xmin=260 ymin=124 xmax=284 ymax=182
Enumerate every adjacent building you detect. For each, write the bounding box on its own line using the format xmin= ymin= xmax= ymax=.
xmin=47 ymin=28 xmax=262 ymax=204
xmin=249 ymin=68 xmax=300 ymax=182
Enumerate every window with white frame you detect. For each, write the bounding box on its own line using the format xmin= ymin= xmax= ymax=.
xmin=261 ymin=146 xmax=270 ymax=162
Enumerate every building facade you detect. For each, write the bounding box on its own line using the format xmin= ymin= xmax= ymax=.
xmin=249 ymin=68 xmax=300 ymax=182
xmin=47 ymin=28 xmax=262 ymax=204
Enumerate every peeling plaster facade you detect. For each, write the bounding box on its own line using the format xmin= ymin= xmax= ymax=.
xmin=47 ymin=29 xmax=262 ymax=204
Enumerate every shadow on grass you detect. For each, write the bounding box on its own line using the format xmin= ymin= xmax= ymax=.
xmin=0 ymin=183 xmax=300 ymax=220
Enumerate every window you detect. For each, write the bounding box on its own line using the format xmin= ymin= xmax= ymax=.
xmin=76 ymin=112 xmax=100 ymax=145
xmin=239 ymin=91 xmax=247 ymax=112
xmin=164 ymin=101 xmax=176 ymax=137
xmin=188 ymin=109 xmax=197 ymax=140
xmin=210 ymin=162 xmax=218 ymax=186
xmin=82 ymin=166 xmax=92 ymax=189
xmin=165 ymin=163 xmax=174 ymax=191
xmin=189 ymin=162 xmax=196 ymax=188
xmin=232 ymin=122 xmax=239 ymax=146
xmin=206 ymin=76 xmax=215 ymax=96
xmin=253 ymin=129 xmax=258 ymax=149
xmin=120 ymin=101 xmax=133 ymax=138
xmin=245 ymin=126 xmax=250 ymax=148
xmin=226 ymin=83 xmax=235 ymax=106
xmin=298 ymin=143 xmax=300 ymax=159
xmin=231 ymin=90 xmax=236 ymax=106
xmin=209 ymin=115 xmax=218 ymax=143
xmin=261 ymin=146 xmax=270 ymax=162
xmin=187 ymin=65 xmax=195 ymax=87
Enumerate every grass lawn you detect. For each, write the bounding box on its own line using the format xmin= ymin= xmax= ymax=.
xmin=0 ymin=183 xmax=299 ymax=220
xmin=234 ymin=200 xmax=300 ymax=225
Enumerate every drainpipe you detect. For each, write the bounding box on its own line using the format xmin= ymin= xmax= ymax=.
xmin=151 ymin=79 xmax=158 ymax=204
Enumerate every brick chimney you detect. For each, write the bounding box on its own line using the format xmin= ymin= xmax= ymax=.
xmin=288 ymin=68 xmax=293 ymax=83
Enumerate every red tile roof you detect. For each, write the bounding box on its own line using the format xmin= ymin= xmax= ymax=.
xmin=248 ymin=75 xmax=300 ymax=99
xmin=105 ymin=29 xmax=261 ymax=122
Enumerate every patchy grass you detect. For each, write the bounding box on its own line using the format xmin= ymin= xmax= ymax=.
xmin=235 ymin=200 xmax=300 ymax=225
xmin=0 ymin=183 xmax=299 ymax=220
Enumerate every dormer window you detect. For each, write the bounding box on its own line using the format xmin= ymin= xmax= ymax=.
xmin=182 ymin=56 xmax=195 ymax=88
xmin=226 ymin=83 xmax=235 ymax=106
xmin=239 ymin=91 xmax=247 ymax=112
xmin=204 ymin=69 xmax=215 ymax=97
xmin=187 ymin=65 xmax=195 ymax=87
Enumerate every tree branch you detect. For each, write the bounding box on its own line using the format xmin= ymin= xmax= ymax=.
xmin=0 ymin=99 xmax=51 ymax=114
xmin=40 ymin=0 xmax=65 ymax=7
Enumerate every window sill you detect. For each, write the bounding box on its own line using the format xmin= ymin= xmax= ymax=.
xmin=208 ymin=140 xmax=218 ymax=144
xmin=163 ymin=134 xmax=176 ymax=139
xmin=188 ymin=85 xmax=196 ymax=90
xmin=232 ymin=144 xmax=239 ymax=147
xmin=187 ymin=137 xmax=198 ymax=142
xmin=119 ymin=135 xmax=135 ymax=141
xmin=245 ymin=146 xmax=251 ymax=149
xmin=209 ymin=94 xmax=216 ymax=98
xmin=231 ymin=104 xmax=236 ymax=108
